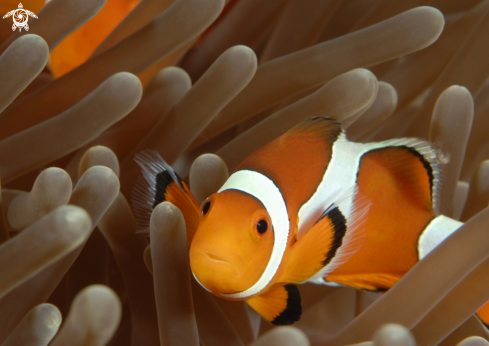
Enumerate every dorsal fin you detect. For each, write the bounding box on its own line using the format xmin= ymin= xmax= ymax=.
xmin=238 ymin=117 xmax=343 ymax=239
xmin=280 ymin=117 xmax=343 ymax=143
xmin=361 ymin=137 xmax=445 ymax=214
xmin=239 ymin=117 xmax=343 ymax=174
xmin=132 ymin=150 xmax=200 ymax=245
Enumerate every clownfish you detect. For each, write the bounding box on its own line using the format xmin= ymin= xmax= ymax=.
xmin=132 ymin=116 xmax=484 ymax=326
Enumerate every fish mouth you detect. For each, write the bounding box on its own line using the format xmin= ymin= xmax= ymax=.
xmin=204 ymin=252 xmax=230 ymax=264
xmin=190 ymin=240 xmax=246 ymax=279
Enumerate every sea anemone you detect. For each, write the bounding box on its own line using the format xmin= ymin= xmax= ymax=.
xmin=0 ymin=0 xmax=488 ymax=345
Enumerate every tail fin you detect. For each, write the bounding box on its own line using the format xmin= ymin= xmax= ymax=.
xmin=132 ymin=150 xmax=200 ymax=245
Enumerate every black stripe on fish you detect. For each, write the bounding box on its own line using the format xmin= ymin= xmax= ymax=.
xmin=321 ymin=206 xmax=347 ymax=267
xmin=402 ymin=146 xmax=435 ymax=200
xmin=271 ymin=284 xmax=302 ymax=325
xmin=153 ymin=170 xmax=186 ymax=208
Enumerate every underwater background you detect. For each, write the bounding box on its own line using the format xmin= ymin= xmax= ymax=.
xmin=0 ymin=0 xmax=488 ymax=345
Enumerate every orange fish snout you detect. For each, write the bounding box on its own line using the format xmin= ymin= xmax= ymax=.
xmin=190 ymin=240 xmax=246 ymax=295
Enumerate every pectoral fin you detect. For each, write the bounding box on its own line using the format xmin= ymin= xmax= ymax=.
xmin=283 ymin=208 xmax=340 ymax=284
xmin=246 ymin=283 xmax=302 ymax=325
xmin=282 ymin=189 xmax=369 ymax=284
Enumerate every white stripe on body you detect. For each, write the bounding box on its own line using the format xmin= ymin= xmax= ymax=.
xmin=297 ymin=134 xmax=428 ymax=236
xmin=215 ymin=170 xmax=290 ymax=299
xmin=298 ymin=134 xmax=441 ymax=282
xmin=418 ymin=215 xmax=462 ymax=259
xmin=297 ymin=134 xmax=361 ymax=235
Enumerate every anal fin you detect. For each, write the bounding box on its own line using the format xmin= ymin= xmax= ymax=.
xmin=246 ymin=283 xmax=302 ymax=325
xmin=326 ymin=272 xmax=400 ymax=290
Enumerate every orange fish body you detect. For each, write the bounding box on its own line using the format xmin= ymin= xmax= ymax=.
xmin=134 ymin=117 xmax=474 ymax=325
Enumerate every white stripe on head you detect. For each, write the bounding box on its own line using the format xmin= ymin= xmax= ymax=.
xmin=213 ymin=170 xmax=290 ymax=299
xmin=418 ymin=215 xmax=462 ymax=259
xmin=192 ymin=272 xmax=211 ymax=292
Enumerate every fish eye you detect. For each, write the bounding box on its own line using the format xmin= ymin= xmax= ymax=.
xmin=256 ymin=219 xmax=268 ymax=234
xmin=202 ymin=200 xmax=211 ymax=216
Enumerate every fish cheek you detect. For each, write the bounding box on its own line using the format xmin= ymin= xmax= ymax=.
xmin=191 ymin=193 xmax=274 ymax=293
